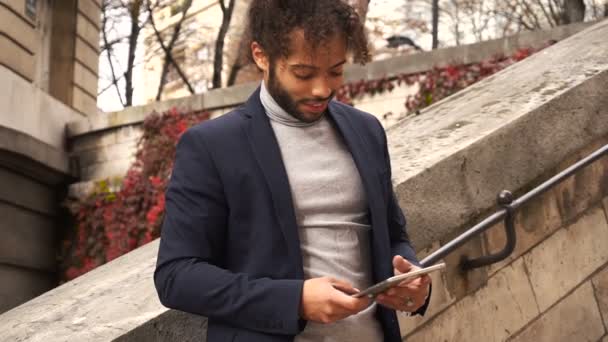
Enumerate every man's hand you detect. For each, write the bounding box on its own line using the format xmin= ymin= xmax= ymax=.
xmin=375 ymin=255 xmax=431 ymax=313
xmin=300 ymin=277 xmax=372 ymax=324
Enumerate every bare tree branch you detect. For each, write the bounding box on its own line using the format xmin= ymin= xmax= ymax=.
xmin=101 ymin=0 xmax=126 ymax=107
xmin=212 ymin=0 xmax=236 ymax=89
xmin=147 ymin=0 xmax=195 ymax=100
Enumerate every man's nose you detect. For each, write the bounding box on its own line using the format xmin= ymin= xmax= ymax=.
xmin=311 ymin=77 xmax=332 ymax=99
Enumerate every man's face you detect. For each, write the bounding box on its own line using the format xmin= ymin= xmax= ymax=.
xmin=254 ymin=30 xmax=347 ymax=123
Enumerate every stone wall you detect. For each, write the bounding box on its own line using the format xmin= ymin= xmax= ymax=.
xmin=0 ymin=7 xmax=90 ymax=312
xmin=399 ymin=137 xmax=608 ymax=341
xmin=66 ymin=21 xmax=593 ymax=183
xmin=0 ymin=19 xmax=605 ymax=341
xmin=0 ymin=0 xmax=101 ymax=116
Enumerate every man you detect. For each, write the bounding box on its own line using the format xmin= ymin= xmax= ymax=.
xmin=154 ymin=1 xmax=431 ymax=341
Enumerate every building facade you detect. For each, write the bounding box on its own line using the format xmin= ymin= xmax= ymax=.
xmin=0 ymin=0 xmax=101 ymax=313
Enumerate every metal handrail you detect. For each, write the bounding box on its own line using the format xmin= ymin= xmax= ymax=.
xmin=420 ymin=143 xmax=608 ymax=270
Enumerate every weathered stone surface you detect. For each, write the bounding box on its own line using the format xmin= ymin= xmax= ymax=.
xmin=592 ymin=265 xmax=608 ymax=331
xmin=0 ymin=65 xmax=83 ymax=148
xmin=389 ymin=19 xmax=608 ymax=252
xmin=71 ymin=125 xmax=143 ymax=153
xmin=0 ymin=202 xmax=56 ymax=271
xmin=81 ymin=157 xmax=134 ymax=180
xmin=407 ymin=258 xmax=539 ymax=342
xmin=113 ymin=310 xmax=207 ymax=342
xmin=603 ymin=196 xmax=608 ymax=226
xmin=484 ymin=187 xmax=562 ymax=277
xmin=77 ymin=139 xmax=138 ymax=168
xmin=553 ymin=143 xmax=608 ymax=225
xmin=0 ymin=241 xmax=171 ymax=342
xmin=509 ymin=282 xmax=604 ymax=342
xmin=0 ymin=265 xmax=55 ymax=314
xmin=0 ymin=167 xmax=57 ymax=216
xmin=523 ymin=207 xmax=608 ymax=311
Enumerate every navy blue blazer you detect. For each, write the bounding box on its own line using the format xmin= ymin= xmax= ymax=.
xmin=154 ymin=87 xmax=428 ymax=342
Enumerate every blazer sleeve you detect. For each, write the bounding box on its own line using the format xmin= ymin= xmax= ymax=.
xmin=377 ymin=120 xmax=432 ymax=316
xmin=154 ymin=129 xmax=305 ymax=335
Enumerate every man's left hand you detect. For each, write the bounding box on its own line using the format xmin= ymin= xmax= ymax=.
xmin=375 ymin=255 xmax=431 ymax=313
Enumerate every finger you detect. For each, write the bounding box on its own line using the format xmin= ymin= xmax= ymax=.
xmin=330 ymin=279 xmax=359 ymax=295
xmin=375 ymin=294 xmax=403 ymax=310
xmin=377 ymin=293 xmax=423 ymax=312
xmin=385 ymin=285 xmax=416 ymax=298
xmin=392 ymin=255 xmax=413 ymax=274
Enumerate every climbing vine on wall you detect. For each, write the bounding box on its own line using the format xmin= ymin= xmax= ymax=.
xmin=61 ymin=43 xmax=552 ymax=281
xmin=336 ymin=44 xmax=551 ymax=116
xmin=61 ymin=109 xmax=210 ymax=281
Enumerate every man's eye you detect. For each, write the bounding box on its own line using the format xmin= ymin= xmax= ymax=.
xmin=294 ymin=73 xmax=314 ymax=80
xmin=330 ymin=71 xmax=344 ymax=77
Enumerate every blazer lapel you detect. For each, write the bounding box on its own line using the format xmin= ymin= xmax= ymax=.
xmin=327 ymin=101 xmax=384 ymax=218
xmin=243 ymin=88 xmax=304 ymax=279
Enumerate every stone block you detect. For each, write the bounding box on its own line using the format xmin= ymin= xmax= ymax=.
xmin=523 ymin=207 xmax=608 ymax=311
xmin=441 ymin=233 xmax=488 ymax=300
xmin=81 ymin=158 xmax=133 ymax=181
xmin=113 ymin=310 xmax=208 ymax=342
xmin=389 ymin=19 xmax=608 ymax=253
xmin=0 ymin=265 xmax=55 ymax=314
xmin=0 ymin=36 xmax=35 ymax=81
xmin=70 ymin=125 xmax=142 ymax=154
xmin=553 ymin=146 xmax=608 ymax=225
xmin=75 ymin=38 xmax=99 ymax=75
xmin=78 ymin=0 xmax=101 ymax=28
xmin=0 ymin=202 xmax=56 ymax=271
xmin=0 ymin=6 xmax=37 ymax=53
xmin=484 ymin=188 xmax=563 ymax=277
xmin=602 ymin=197 xmax=608 ymax=220
xmin=72 ymin=85 xmax=98 ymax=116
xmin=73 ymin=61 xmax=98 ymax=97
xmin=407 ymin=258 xmax=539 ymax=342
xmin=592 ymin=265 xmax=608 ymax=331
xmin=77 ymin=139 xmax=137 ymax=168
xmin=0 ymin=240 xmax=165 ymax=341
xmin=76 ymin=14 xmax=99 ymax=53
xmin=509 ymin=282 xmax=604 ymax=342
xmin=0 ymin=167 xmax=56 ymax=216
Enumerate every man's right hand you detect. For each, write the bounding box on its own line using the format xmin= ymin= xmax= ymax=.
xmin=299 ymin=277 xmax=371 ymax=324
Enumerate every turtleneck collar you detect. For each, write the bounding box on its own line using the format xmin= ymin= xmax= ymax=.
xmin=259 ymin=81 xmax=324 ymax=127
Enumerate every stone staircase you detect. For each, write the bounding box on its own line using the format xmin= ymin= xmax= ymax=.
xmin=0 ymin=19 xmax=606 ymax=342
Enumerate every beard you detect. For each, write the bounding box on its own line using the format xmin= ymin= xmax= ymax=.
xmin=266 ymin=64 xmax=335 ymax=123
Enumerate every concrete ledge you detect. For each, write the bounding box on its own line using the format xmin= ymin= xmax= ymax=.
xmin=0 ymin=241 xmax=165 ymax=342
xmin=0 ymin=125 xmax=73 ymax=181
xmin=1 ymin=20 xmax=606 ymax=341
xmin=388 ymin=19 xmax=608 ymax=250
xmin=66 ymin=22 xmax=592 ymax=138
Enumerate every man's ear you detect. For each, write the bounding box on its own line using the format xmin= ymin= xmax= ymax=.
xmin=251 ymin=41 xmax=269 ymax=72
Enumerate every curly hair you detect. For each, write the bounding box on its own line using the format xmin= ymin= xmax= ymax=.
xmin=246 ymin=0 xmax=371 ymax=65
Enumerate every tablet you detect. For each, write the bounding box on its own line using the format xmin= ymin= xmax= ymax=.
xmin=352 ymin=263 xmax=446 ymax=298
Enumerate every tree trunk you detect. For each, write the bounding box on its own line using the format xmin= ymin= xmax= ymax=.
xmin=212 ymin=0 xmax=236 ymax=89
xmin=124 ymin=0 xmax=143 ymax=106
xmin=150 ymin=0 xmax=194 ymax=100
xmin=432 ymin=0 xmax=439 ymax=49
xmin=563 ymin=0 xmax=586 ymax=24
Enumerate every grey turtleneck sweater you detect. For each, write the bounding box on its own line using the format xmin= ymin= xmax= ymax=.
xmin=260 ymin=82 xmax=383 ymax=342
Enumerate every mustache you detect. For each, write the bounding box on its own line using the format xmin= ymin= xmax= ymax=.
xmin=299 ymin=92 xmax=335 ymax=104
